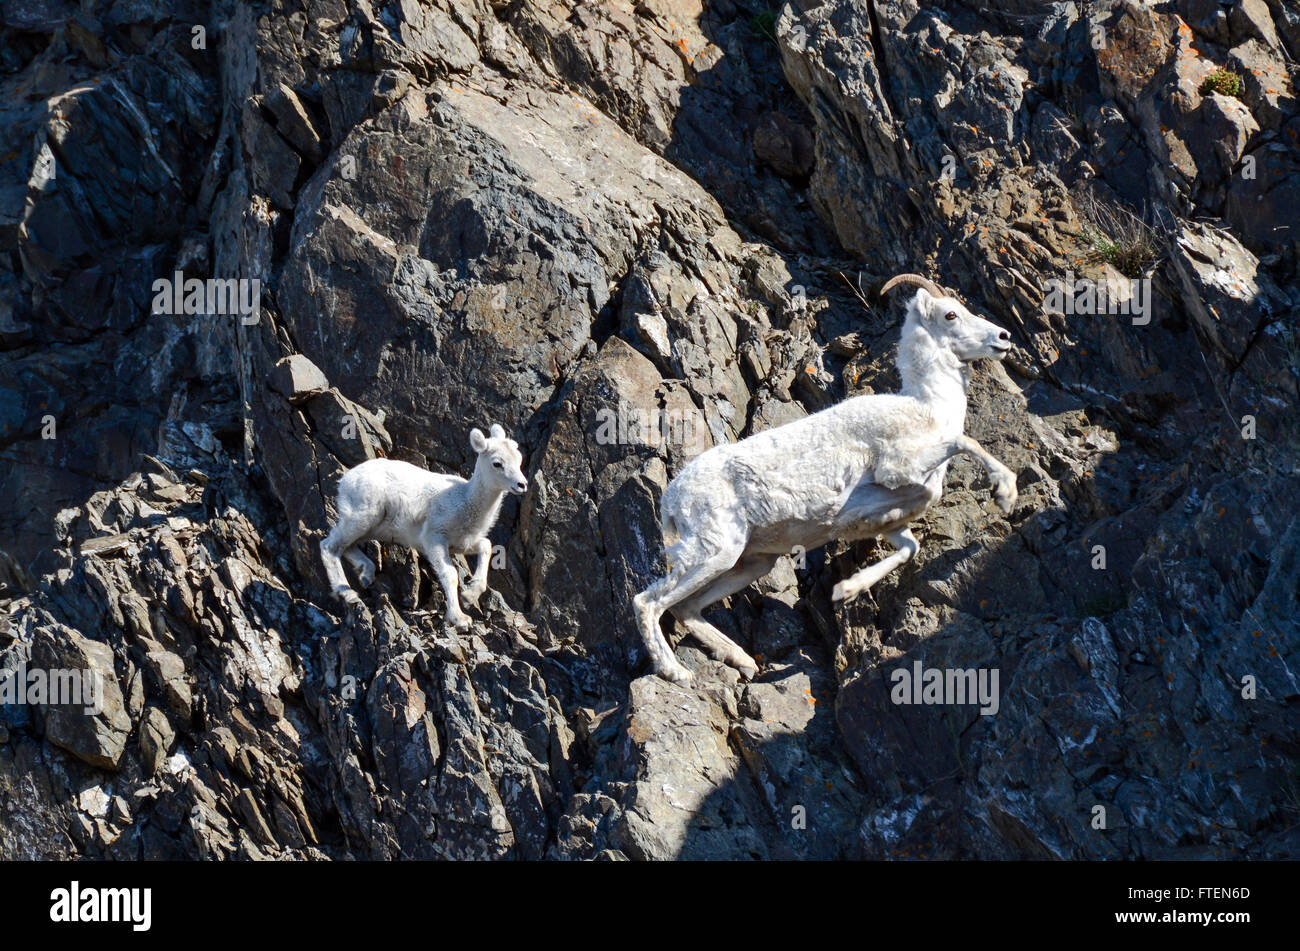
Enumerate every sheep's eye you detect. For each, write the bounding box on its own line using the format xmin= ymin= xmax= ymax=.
xmin=945 ymin=312 xmax=957 ymax=321
xmin=493 ymin=461 xmax=503 ymax=469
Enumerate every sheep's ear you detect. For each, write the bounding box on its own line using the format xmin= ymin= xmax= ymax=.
xmin=470 ymin=428 xmax=488 ymax=453
xmin=914 ymin=288 xmax=933 ymax=313
xmin=489 ymin=423 xmax=506 ymax=440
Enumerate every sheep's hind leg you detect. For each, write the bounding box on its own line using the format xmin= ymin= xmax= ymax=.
xmin=832 ymin=527 xmax=919 ymax=603
xmin=670 ymin=554 xmax=779 ymax=680
xmin=633 ymin=544 xmax=744 ymax=686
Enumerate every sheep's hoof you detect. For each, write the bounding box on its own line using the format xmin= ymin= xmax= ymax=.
xmin=658 ymin=662 xmax=694 ymax=686
xmin=831 ymin=580 xmax=855 ymax=602
xmin=733 ymin=656 xmax=760 ymax=681
xmin=340 ymin=589 xmax=364 ymax=608
xmin=357 ymin=567 xmax=375 ymax=588
xmin=993 ymin=473 xmax=1018 ymax=514
xmin=445 ymin=612 xmax=472 ymax=631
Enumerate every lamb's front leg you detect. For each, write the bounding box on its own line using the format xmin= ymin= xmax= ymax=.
xmin=460 ymin=537 xmax=492 ymax=611
xmin=422 ymin=537 xmax=471 ymax=630
xmin=953 ymin=435 xmax=1017 ymax=513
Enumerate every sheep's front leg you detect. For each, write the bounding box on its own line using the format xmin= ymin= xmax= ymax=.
xmin=460 ymin=537 xmax=492 ymax=611
xmin=952 ymin=435 xmax=1017 ymax=513
xmin=422 ymin=538 xmax=471 ymax=630
xmin=833 ymin=527 xmax=919 ymax=602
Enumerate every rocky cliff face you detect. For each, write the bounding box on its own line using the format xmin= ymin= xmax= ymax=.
xmin=1 ymin=0 xmax=1297 ymax=860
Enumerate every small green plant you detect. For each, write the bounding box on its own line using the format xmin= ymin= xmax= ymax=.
xmin=1200 ymin=69 xmax=1244 ymax=99
xmin=1085 ymin=232 xmax=1155 ymax=278
xmin=750 ymin=9 xmax=779 ymax=44
xmin=1077 ymin=193 xmax=1161 ymax=278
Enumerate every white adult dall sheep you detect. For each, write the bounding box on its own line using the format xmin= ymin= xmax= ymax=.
xmin=320 ymin=424 xmax=527 ymax=629
xmin=633 ymin=274 xmax=1019 ymax=684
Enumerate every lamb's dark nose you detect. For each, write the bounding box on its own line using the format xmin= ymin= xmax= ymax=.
xmin=998 ymin=330 xmax=1011 ymax=341
xmin=515 ymin=480 xmax=528 ymax=493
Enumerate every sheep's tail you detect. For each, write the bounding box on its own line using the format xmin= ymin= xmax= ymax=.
xmin=662 ymin=510 xmax=680 ymax=545
xmin=657 ymin=507 xmax=691 ymax=578
xmin=659 ymin=481 xmax=684 ymax=551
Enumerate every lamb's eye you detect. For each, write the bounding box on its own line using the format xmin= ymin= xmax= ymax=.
xmin=945 ymin=312 xmax=957 ymax=321
xmin=493 ymin=461 xmax=503 ymax=469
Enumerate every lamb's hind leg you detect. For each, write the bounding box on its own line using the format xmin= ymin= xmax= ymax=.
xmin=670 ymin=553 xmax=779 ymax=680
xmin=832 ymin=527 xmax=919 ymax=603
xmin=344 ymin=546 xmax=376 ymax=588
xmin=321 ymin=515 xmax=374 ymax=606
xmin=633 ymin=539 xmax=746 ymax=686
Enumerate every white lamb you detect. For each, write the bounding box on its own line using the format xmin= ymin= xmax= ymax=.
xmin=633 ymin=274 xmax=1020 ymax=684
xmin=320 ymin=424 xmax=528 ymax=628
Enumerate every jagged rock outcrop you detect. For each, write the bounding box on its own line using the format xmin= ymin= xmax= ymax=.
xmin=1 ymin=0 xmax=1297 ymax=860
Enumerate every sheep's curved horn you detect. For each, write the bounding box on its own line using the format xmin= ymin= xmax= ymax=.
xmin=879 ymin=273 xmax=947 ymax=298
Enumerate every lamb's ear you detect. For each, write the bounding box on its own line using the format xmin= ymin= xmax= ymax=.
xmin=489 ymin=423 xmax=506 ymax=440
xmin=470 ymin=428 xmax=488 ymax=453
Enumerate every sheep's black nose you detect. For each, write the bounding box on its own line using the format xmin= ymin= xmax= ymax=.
xmin=998 ymin=330 xmax=1011 ymax=341
xmin=516 ymin=480 xmax=528 ymax=493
